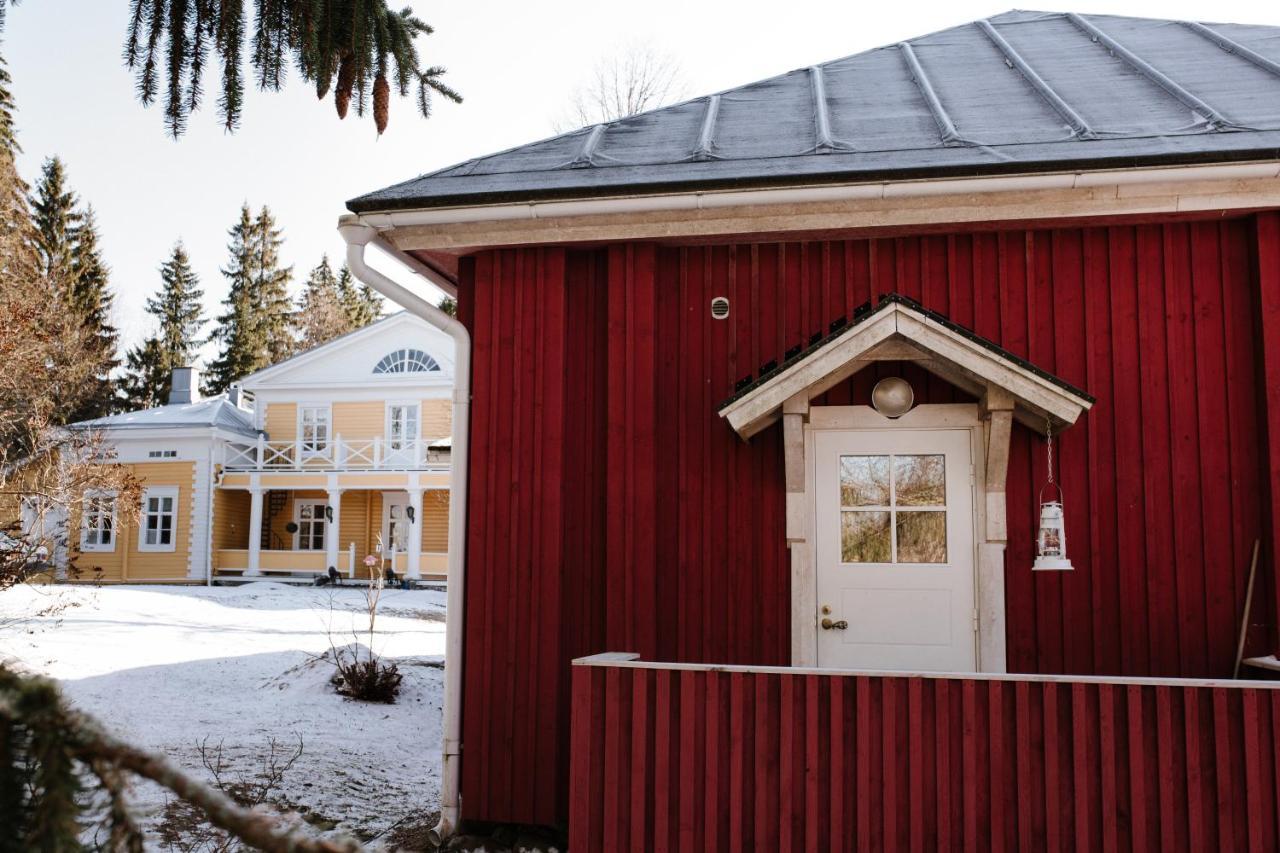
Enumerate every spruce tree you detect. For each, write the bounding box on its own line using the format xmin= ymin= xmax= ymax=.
xmin=296 ymin=254 xmax=352 ymax=348
xmin=251 ymin=206 xmax=294 ymax=363
xmin=122 ymin=243 xmax=205 ymax=409
xmin=29 ymin=157 xmax=79 ymax=285
xmin=65 ymin=207 xmax=119 ymax=419
xmin=336 ymin=264 xmax=382 ymax=327
xmin=0 ymin=53 xmax=32 ymax=277
xmin=207 ymin=205 xmax=262 ymax=393
xmin=29 ymin=160 xmax=119 ymax=420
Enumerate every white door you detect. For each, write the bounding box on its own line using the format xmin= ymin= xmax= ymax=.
xmin=381 ymin=494 xmax=410 ymax=558
xmin=814 ymin=428 xmax=976 ymax=672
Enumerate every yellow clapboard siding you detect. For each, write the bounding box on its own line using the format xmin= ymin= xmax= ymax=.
xmin=264 ymin=402 xmax=297 ymax=441
xmin=212 ymin=488 xmax=250 ymax=551
xmin=421 ymin=398 xmax=451 ymax=440
xmin=422 ymin=490 xmax=449 ymax=552
xmin=332 ymin=401 xmax=385 ymax=441
xmin=69 ymin=461 xmax=195 ymax=582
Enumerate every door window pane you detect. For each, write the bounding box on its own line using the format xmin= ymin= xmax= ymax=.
xmin=841 ymin=511 xmax=891 ymax=563
xmin=896 ymin=511 xmax=947 ymax=563
xmin=894 ymin=455 xmax=946 ymax=506
xmin=840 ymin=456 xmax=890 ymax=506
xmin=836 ymin=453 xmax=948 ymax=564
xmin=297 ymin=502 xmax=327 ymax=550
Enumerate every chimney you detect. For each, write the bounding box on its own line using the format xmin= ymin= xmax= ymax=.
xmin=226 ymin=385 xmax=242 ymax=408
xmin=168 ymin=367 xmax=201 ymax=405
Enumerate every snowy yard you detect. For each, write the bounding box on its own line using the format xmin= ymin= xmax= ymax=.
xmin=0 ymin=581 xmax=447 ymax=848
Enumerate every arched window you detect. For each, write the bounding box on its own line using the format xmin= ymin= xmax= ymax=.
xmin=373 ymin=348 xmax=441 ymax=375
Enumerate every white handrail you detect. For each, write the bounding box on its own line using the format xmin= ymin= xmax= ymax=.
xmin=222 ymin=437 xmax=448 ymax=471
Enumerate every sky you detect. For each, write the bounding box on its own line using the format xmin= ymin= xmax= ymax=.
xmin=7 ymin=1 xmax=1280 ymax=362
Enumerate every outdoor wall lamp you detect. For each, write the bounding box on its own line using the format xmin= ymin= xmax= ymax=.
xmin=871 ymin=376 xmax=914 ymax=418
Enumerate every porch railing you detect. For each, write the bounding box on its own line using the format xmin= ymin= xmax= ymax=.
xmin=570 ymin=653 xmax=1280 ymax=852
xmin=214 ymin=547 xmax=355 ymax=575
xmin=222 ymin=436 xmax=448 ymax=471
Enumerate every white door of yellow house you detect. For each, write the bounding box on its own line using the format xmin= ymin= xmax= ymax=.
xmin=814 ymin=428 xmax=976 ymax=672
xmin=381 ymin=494 xmax=410 ymax=557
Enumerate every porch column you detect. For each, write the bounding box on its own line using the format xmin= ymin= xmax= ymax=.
xmin=325 ymin=487 xmax=343 ymax=574
xmin=246 ymin=486 xmax=263 ymax=577
xmin=783 ymin=393 xmax=815 ymax=666
xmin=979 ymin=387 xmax=1015 ymax=672
xmin=406 ymin=488 xmax=424 ymax=580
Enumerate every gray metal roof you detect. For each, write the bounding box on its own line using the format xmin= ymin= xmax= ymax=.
xmin=72 ymin=396 xmax=258 ymax=439
xmin=349 ymin=10 xmax=1280 ymax=213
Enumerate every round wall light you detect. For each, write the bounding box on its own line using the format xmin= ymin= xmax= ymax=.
xmin=871 ymin=377 xmax=914 ymax=418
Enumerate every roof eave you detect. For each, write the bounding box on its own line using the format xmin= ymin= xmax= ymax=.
xmin=346 ymin=146 xmax=1280 ymax=215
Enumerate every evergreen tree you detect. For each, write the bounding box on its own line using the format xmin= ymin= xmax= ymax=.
xmin=0 ymin=53 xmax=33 ymax=277
xmin=207 ymin=205 xmax=261 ymax=394
xmin=29 ymin=159 xmax=118 ymax=420
xmin=336 ymin=264 xmax=382 ymax=327
xmin=207 ymin=205 xmax=294 ymax=392
xmin=251 ymin=206 xmax=294 ymax=364
xmin=29 ymin=157 xmax=79 ymax=285
xmin=122 ymin=243 xmax=205 ymax=409
xmin=65 ymin=207 xmax=119 ymax=420
xmin=296 ymin=254 xmax=352 ymax=348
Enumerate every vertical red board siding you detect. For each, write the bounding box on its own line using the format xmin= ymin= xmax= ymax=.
xmin=456 ymin=216 xmax=1270 ymax=829
xmin=570 ymin=662 xmax=1280 ymax=852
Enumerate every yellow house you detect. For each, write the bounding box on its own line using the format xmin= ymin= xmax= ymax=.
xmin=66 ymin=311 xmax=454 ymax=583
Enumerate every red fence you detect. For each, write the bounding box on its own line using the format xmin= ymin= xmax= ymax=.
xmin=570 ymin=654 xmax=1280 ymax=852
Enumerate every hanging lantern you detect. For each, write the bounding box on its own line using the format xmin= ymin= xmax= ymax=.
xmin=1033 ymin=419 xmax=1073 ymax=571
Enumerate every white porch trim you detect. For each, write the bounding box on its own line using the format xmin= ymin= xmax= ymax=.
xmin=719 ymin=296 xmax=1094 ymax=440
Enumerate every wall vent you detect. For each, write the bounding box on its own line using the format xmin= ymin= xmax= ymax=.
xmin=710 ymin=296 xmax=730 ymax=320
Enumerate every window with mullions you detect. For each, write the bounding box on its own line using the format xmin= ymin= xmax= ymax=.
xmin=373 ymin=349 xmax=440 ymax=374
xmin=81 ymin=493 xmax=116 ymax=552
xmin=839 ymin=454 xmax=947 ymax=564
xmin=299 ymin=406 xmax=330 ymax=456
xmin=139 ymin=488 xmax=178 ymax=552
xmin=295 ymin=501 xmax=328 ymax=551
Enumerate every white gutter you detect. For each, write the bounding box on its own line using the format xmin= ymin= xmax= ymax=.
xmin=352 ymin=160 xmax=1280 ymax=229
xmin=337 ymin=219 xmax=470 ymax=843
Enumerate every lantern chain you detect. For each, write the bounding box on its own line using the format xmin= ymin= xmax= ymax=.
xmin=1045 ymin=415 xmax=1054 ymax=487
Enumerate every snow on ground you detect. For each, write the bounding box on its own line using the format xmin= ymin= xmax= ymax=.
xmin=0 ymin=581 xmax=447 ymax=847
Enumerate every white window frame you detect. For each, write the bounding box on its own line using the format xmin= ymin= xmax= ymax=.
xmin=293 ymin=500 xmax=329 ymax=551
xmin=80 ymin=491 xmax=117 ymax=553
xmin=385 ymin=401 xmax=421 ymax=452
xmin=138 ymin=486 xmax=180 ymax=553
xmin=297 ymin=405 xmax=332 ymax=459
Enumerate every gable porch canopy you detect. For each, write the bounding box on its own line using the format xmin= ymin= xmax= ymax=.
xmin=718 ymin=295 xmax=1095 ymax=440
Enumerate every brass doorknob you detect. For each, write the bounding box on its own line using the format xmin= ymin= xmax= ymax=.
xmin=821 ymin=617 xmax=848 ymax=630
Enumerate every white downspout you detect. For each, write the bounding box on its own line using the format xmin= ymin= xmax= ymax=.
xmin=337 ymin=219 xmax=469 ymax=843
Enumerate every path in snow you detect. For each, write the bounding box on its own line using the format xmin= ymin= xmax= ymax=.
xmin=0 ymin=581 xmax=447 ymax=847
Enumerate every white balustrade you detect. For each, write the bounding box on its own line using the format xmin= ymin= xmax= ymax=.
xmin=222 ymin=437 xmax=447 ymax=472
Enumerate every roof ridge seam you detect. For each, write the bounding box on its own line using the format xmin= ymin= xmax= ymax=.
xmin=1065 ymin=12 xmax=1239 ymax=131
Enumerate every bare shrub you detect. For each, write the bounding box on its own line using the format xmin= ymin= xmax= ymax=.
xmin=159 ymin=735 xmax=305 ymax=853
xmin=327 ymin=543 xmax=403 ymax=703
xmin=330 ymin=654 xmax=402 ymax=703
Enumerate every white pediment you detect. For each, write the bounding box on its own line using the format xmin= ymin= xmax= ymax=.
xmin=718 ymin=296 xmax=1094 ymax=439
xmin=239 ymin=312 xmax=455 ymax=391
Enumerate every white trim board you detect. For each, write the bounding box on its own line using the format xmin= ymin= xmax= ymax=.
xmin=719 ymin=299 xmax=1093 ymax=440
xmin=794 ymin=404 xmax=1007 ymax=673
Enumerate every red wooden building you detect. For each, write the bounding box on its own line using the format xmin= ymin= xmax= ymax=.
xmin=341 ymin=11 xmax=1280 ymax=849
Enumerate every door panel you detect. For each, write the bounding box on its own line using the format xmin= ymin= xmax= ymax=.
xmin=815 ymin=428 xmax=976 ymax=671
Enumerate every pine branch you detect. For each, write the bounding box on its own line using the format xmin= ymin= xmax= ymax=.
xmin=120 ymin=0 xmax=456 ymax=136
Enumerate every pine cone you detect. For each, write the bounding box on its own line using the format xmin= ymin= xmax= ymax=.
xmin=373 ymin=74 xmax=390 ymax=135
xmin=335 ymin=55 xmax=355 ymax=119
